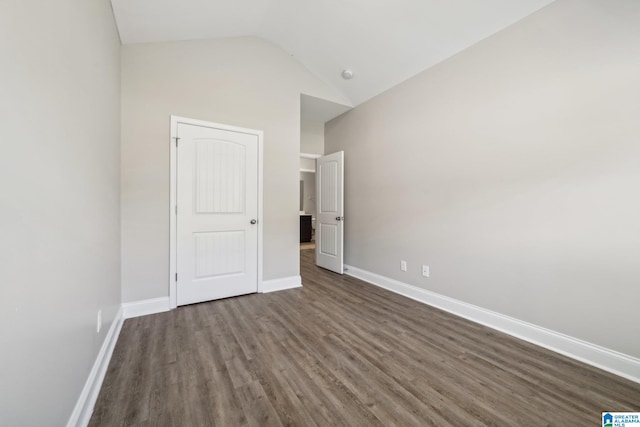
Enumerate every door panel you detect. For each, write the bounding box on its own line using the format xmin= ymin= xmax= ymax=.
xmin=195 ymin=139 xmax=246 ymax=213
xmin=177 ymin=123 xmax=258 ymax=305
xmin=316 ymin=151 xmax=344 ymax=274
xmin=194 ymin=231 xmax=245 ymax=278
xmin=319 ymin=223 xmax=337 ymax=256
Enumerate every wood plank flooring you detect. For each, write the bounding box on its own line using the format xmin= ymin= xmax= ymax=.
xmin=90 ymin=249 xmax=640 ymax=426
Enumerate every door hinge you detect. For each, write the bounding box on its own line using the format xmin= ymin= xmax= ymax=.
xmin=175 ymin=273 xmax=178 ymax=282
xmin=173 ymin=137 xmax=180 ymax=147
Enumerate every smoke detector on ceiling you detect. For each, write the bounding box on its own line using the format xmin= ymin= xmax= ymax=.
xmin=341 ymin=69 xmax=354 ymax=80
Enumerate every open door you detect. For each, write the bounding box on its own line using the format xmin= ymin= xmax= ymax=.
xmin=316 ymin=151 xmax=344 ymax=274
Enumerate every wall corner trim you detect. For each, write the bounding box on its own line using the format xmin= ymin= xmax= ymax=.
xmin=344 ymin=264 xmax=640 ymax=384
xmin=122 ymin=297 xmax=171 ymax=319
xmin=261 ymin=275 xmax=303 ymax=293
xmin=66 ymin=307 xmax=124 ymax=427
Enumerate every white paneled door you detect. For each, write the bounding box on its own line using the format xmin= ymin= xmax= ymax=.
xmin=176 ymin=122 xmax=259 ymax=305
xmin=316 ymin=151 xmax=344 ymax=274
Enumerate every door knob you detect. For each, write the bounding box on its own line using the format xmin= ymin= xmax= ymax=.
xmin=250 ymin=219 xmax=257 ymax=224
xmin=336 ymin=216 xmax=344 ymax=221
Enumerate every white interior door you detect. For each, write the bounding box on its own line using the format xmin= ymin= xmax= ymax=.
xmin=316 ymin=151 xmax=344 ymax=274
xmin=176 ymin=122 xmax=259 ymax=305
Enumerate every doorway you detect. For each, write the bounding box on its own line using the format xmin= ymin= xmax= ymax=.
xmin=299 ymin=94 xmax=352 ymax=270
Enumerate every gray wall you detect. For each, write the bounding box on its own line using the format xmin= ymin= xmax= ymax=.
xmin=300 ymin=157 xmax=317 ymax=171
xmin=325 ymin=0 xmax=640 ymax=358
xmin=300 ymin=120 xmax=323 ymax=216
xmin=121 ymin=37 xmax=348 ymax=302
xmin=0 ymin=0 xmax=122 ymax=425
xmin=301 ymin=119 xmax=325 ymax=155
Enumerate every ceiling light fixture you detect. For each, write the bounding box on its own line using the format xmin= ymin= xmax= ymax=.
xmin=341 ymin=69 xmax=354 ymax=80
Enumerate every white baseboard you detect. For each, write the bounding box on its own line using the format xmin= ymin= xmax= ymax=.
xmin=345 ymin=264 xmax=640 ymax=384
xmin=67 ymin=307 xmax=124 ymax=427
xmin=122 ymin=297 xmax=171 ymax=319
xmin=261 ymin=275 xmax=302 ymax=293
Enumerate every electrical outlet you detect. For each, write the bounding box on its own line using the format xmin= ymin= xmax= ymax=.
xmin=422 ymin=265 xmax=430 ymax=277
xmin=400 ymin=260 xmax=407 ymax=272
xmin=97 ymin=310 xmax=102 ymax=333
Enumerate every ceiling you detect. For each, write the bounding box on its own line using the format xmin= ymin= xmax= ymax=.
xmin=300 ymin=94 xmax=353 ymax=123
xmin=111 ymin=0 xmax=554 ymax=107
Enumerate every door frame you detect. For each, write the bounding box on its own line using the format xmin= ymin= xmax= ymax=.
xmin=169 ymin=115 xmax=264 ymax=309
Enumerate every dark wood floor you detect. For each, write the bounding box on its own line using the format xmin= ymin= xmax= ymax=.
xmin=90 ymin=249 xmax=640 ymax=426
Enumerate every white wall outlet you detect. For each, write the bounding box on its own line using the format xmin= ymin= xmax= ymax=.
xmin=400 ymin=260 xmax=407 ymax=272
xmin=422 ymin=265 xmax=430 ymax=277
xmin=97 ymin=309 xmax=102 ymax=333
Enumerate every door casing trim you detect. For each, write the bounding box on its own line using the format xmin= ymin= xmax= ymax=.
xmin=169 ymin=115 xmax=264 ymax=309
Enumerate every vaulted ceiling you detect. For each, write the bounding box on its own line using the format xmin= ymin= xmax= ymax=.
xmin=111 ymin=0 xmax=555 ymax=106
